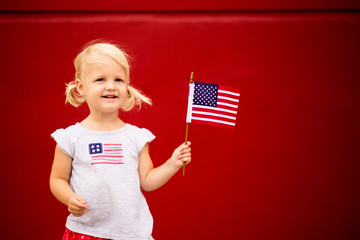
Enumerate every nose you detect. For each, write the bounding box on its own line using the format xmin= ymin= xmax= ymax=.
xmin=105 ymin=80 xmax=115 ymax=90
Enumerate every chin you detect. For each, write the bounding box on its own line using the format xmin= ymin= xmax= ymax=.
xmin=99 ymin=106 xmax=121 ymax=113
xmin=104 ymin=108 xmax=121 ymax=113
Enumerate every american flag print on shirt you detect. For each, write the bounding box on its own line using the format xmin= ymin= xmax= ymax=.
xmin=89 ymin=143 xmax=124 ymax=165
xmin=186 ymin=82 xmax=240 ymax=128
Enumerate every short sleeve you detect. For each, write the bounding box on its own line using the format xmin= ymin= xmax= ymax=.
xmin=51 ymin=129 xmax=74 ymax=158
xmin=136 ymin=128 xmax=156 ymax=154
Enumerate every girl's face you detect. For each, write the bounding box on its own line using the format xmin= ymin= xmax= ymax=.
xmin=76 ymin=55 xmax=128 ymax=115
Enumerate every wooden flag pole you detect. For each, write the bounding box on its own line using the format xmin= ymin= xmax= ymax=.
xmin=183 ymin=72 xmax=194 ymax=176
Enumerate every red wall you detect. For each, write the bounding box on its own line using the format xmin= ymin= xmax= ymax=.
xmin=1 ymin=0 xmax=360 ymax=11
xmin=0 ymin=1 xmax=359 ymax=239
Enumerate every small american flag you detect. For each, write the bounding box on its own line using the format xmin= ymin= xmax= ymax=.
xmin=186 ymin=82 xmax=240 ymax=128
xmin=89 ymin=143 xmax=124 ymax=165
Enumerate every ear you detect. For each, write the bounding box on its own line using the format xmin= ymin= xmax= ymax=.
xmin=75 ymin=79 xmax=85 ymax=96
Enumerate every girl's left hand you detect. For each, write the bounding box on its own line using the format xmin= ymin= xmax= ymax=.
xmin=169 ymin=142 xmax=192 ymax=169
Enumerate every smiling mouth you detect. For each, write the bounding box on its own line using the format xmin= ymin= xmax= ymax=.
xmin=102 ymin=96 xmax=118 ymax=98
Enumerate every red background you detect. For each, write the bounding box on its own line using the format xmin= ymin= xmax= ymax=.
xmin=0 ymin=1 xmax=359 ymax=239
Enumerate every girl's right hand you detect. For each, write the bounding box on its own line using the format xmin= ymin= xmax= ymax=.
xmin=169 ymin=142 xmax=192 ymax=169
xmin=68 ymin=195 xmax=88 ymax=217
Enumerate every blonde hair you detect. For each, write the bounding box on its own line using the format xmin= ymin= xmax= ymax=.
xmin=65 ymin=40 xmax=152 ymax=111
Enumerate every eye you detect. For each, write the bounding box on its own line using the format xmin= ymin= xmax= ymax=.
xmin=115 ymin=78 xmax=124 ymax=82
xmin=96 ymin=78 xmax=105 ymax=82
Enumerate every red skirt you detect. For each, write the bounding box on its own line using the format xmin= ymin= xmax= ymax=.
xmin=62 ymin=228 xmax=111 ymax=240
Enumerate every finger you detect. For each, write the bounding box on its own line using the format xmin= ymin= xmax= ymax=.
xmin=70 ymin=208 xmax=82 ymax=215
xmin=69 ymin=206 xmax=88 ymax=216
xmin=180 ymin=145 xmax=190 ymax=153
xmin=179 ymin=152 xmax=191 ymax=160
xmin=181 ymin=142 xmax=190 ymax=148
xmin=75 ymin=198 xmax=88 ymax=210
xmin=180 ymin=149 xmax=191 ymax=156
xmin=76 ymin=195 xmax=87 ymax=205
xmin=71 ymin=210 xmax=86 ymax=217
xmin=178 ymin=145 xmax=187 ymax=152
xmin=70 ymin=200 xmax=87 ymax=209
xmin=69 ymin=197 xmax=88 ymax=210
xmin=180 ymin=154 xmax=191 ymax=160
xmin=69 ymin=204 xmax=86 ymax=212
xmin=181 ymin=158 xmax=191 ymax=164
xmin=180 ymin=151 xmax=191 ymax=159
xmin=181 ymin=147 xmax=191 ymax=154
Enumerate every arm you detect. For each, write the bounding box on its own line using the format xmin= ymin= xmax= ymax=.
xmin=138 ymin=142 xmax=191 ymax=191
xmin=49 ymin=145 xmax=88 ymax=217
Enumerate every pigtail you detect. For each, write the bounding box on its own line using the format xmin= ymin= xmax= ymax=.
xmin=65 ymin=81 xmax=85 ymax=107
xmin=121 ymin=85 xmax=152 ymax=111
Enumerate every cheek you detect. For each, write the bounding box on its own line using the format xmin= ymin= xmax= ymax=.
xmin=122 ymin=88 xmax=129 ymax=100
xmin=122 ymin=86 xmax=129 ymax=96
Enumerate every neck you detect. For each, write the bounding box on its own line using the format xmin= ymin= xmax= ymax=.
xmin=81 ymin=111 xmax=125 ymax=131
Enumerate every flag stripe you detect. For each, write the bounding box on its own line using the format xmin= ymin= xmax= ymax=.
xmin=192 ymin=107 xmax=237 ymax=117
xmin=91 ymin=155 xmax=123 ymax=158
xmin=217 ymin=99 xmax=238 ymax=107
xmin=217 ymin=101 xmax=239 ymax=109
xmin=192 ymin=110 xmax=236 ymax=120
xmin=91 ymin=162 xmax=124 ymax=165
xmin=91 ymin=158 xmax=123 ymax=161
xmin=217 ymin=96 xmax=239 ymax=102
xmin=192 ymin=113 xmax=236 ymax=124
xmin=191 ymin=116 xmax=236 ymax=126
xmin=218 ymin=90 xmax=240 ymax=97
xmin=218 ymin=91 xmax=240 ymax=98
xmin=218 ymin=96 xmax=239 ymax=103
xmin=219 ymin=85 xmax=240 ymax=94
xmin=193 ymin=105 xmax=237 ymax=114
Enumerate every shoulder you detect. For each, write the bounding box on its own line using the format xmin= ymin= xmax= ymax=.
xmin=51 ymin=123 xmax=81 ymax=158
xmin=51 ymin=123 xmax=81 ymax=138
xmin=125 ymin=124 xmax=154 ymax=138
xmin=125 ymin=123 xmax=143 ymax=133
xmin=125 ymin=124 xmax=156 ymax=153
xmin=51 ymin=123 xmax=83 ymax=148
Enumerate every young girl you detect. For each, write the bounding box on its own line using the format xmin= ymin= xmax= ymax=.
xmin=49 ymin=41 xmax=191 ymax=240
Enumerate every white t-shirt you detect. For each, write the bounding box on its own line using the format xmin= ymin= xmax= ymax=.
xmin=51 ymin=123 xmax=155 ymax=240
